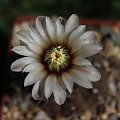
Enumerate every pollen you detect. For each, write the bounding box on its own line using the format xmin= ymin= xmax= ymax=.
xmin=44 ymin=46 xmax=70 ymax=72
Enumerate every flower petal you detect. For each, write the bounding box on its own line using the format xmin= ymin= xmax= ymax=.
xmin=11 ymin=57 xmax=38 ymax=72
xmin=16 ymin=29 xmax=44 ymax=54
xmin=12 ymin=46 xmax=37 ymax=57
xmin=16 ymin=31 xmax=33 ymax=44
xmin=27 ymin=41 xmax=43 ymax=55
xmin=24 ymin=70 xmax=46 ymax=87
xmin=62 ymin=72 xmax=74 ymax=93
xmin=45 ymin=74 xmax=56 ymax=99
xmin=73 ymin=44 xmax=102 ymax=57
xmin=56 ymin=17 xmax=65 ymax=44
xmin=28 ymin=25 xmax=47 ymax=47
xmin=36 ymin=16 xmax=51 ymax=44
xmin=71 ymin=31 xmax=98 ymax=53
xmin=80 ymin=31 xmax=98 ymax=43
xmin=53 ymin=78 xmax=67 ymax=105
xmin=82 ymin=66 xmax=101 ymax=82
xmin=46 ymin=17 xmax=57 ymax=43
xmin=57 ymin=75 xmax=66 ymax=90
xmin=72 ymin=57 xmax=92 ymax=66
xmin=32 ymin=81 xmax=40 ymax=100
xmin=32 ymin=76 xmax=46 ymax=100
xmin=38 ymin=77 xmax=46 ymax=99
xmin=68 ymin=69 xmax=93 ymax=89
xmin=69 ymin=25 xmax=86 ymax=45
xmin=23 ymin=62 xmax=44 ymax=73
xmin=65 ymin=14 xmax=79 ymax=36
xmin=29 ymin=43 xmax=42 ymax=55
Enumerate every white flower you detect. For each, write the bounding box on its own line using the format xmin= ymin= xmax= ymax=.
xmin=11 ymin=14 xmax=102 ymax=105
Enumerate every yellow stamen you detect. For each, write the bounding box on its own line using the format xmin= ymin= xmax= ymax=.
xmin=44 ymin=46 xmax=70 ymax=72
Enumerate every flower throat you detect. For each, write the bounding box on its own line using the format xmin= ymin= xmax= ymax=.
xmin=44 ymin=46 xmax=70 ymax=72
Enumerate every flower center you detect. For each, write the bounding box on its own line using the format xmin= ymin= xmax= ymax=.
xmin=44 ymin=46 xmax=70 ymax=72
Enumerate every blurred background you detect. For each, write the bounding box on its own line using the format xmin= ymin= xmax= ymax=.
xmin=1 ymin=0 xmax=120 ymax=120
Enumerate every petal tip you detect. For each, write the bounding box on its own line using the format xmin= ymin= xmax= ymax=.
xmin=54 ymin=95 xmax=66 ymax=105
xmin=71 ymin=14 xmax=78 ymax=17
xmin=69 ymin=14 xmax=79 ymax=20
xmin=99 ymin=46 xmax=103 ymax=50
xmin=11 ymin=47 xmax=15 ymax=51
xmin=45 ymin=95 xmax=49 ymax=100
xmin=97 ymin=45 xmax=103 ymax=53
xmin=69 ymin=90 xmax=73 ymax=94
xmin=32 ymin=94 xmax=39 ymax=100
xmin=45 ymin=92 xmax=49 ymax=99
xmin=56 ymin=100 xmax=64 ymax=105
xmin=81 ymin=25 xmax=86 ymax=28
xmin=16 ymin=31 xmax=21 ymax=36
xmin=46 ymin=16 xmax=50 ymax=21
xmin=96 ymin=74 xmax=101 ymax=81
xmin=10 ymin=64 xmax=14 ymax=71
xmin=10 ymin=63 xmax=21 ymax=72
xmin=88 ymin=84 xmax=93 ymax=89
xmin=36 ymin=16 xmax=45 ymax=21
xmin=24 ymin=81 xmax=29 ymax=87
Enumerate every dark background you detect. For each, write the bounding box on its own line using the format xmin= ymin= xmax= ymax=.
xmin=1 ymin=0 xmax=120 ymax=35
